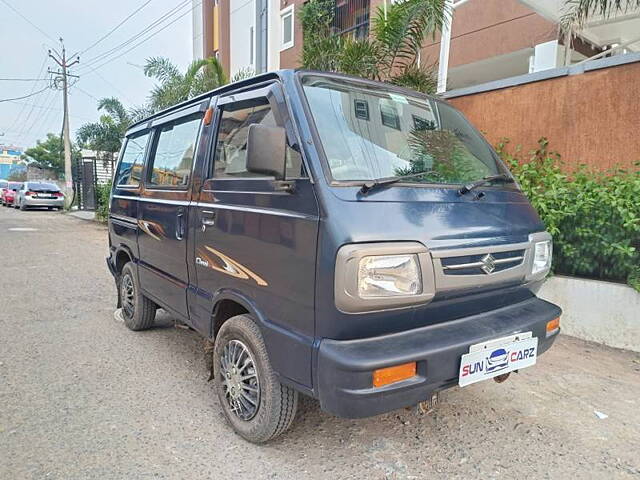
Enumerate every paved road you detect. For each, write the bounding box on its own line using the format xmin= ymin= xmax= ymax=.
xmin=1 ymin=207 xmax=639 ymax=480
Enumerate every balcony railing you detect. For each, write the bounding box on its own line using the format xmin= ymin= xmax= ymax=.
xmin=331 ymin=0 xmax=370 ymax=39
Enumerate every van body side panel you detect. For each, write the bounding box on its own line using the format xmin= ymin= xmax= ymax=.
xmin=193 ymin=179 xmax=319 ymax=387
xmin=109 ymin=190 xmax=140 ymax=273
xmin=137 ymin=191 xmax=191 ymax=319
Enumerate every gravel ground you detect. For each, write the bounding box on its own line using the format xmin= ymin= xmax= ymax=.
xmin=1 ymin=207 xmax=639 ymax=480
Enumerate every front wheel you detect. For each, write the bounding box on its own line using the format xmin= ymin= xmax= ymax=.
xmin=119 ymin=262 xmax=156 ymax=331
xmin=213 ymin=315 xmax=298 ymax=443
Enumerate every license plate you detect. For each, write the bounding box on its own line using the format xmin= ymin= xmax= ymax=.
xmin=458 ymin=332 xmax=538 ymax=387
xmin=37 ymin=195 xmax=53 ymax=199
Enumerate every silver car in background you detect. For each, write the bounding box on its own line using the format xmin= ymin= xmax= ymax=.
xmin=17 ymin=182 xmax=65 ymax=210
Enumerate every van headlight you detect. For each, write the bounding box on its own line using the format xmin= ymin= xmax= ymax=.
xmin=358 ymin=254 xmax=421 ymax=297
xmin=526 ymin=232 xmax=553 ymax=280
xmin=335 ymin=243 xmax=435 ymax=313
xmin=532 ymin=240 xmax=552 ymax=275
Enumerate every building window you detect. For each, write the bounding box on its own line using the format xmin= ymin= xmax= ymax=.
xmin=332 ymin=0 xmax=370 ymax=39
xmin=280 ymin=5 xmax=294 ymax=51
xmin=354 ymin=99 xmax=369 ymax=120
xmin=412 ymin=115 xmax=435 ymax=131
xmin=380 ymin=103 xmax=400 ymax=130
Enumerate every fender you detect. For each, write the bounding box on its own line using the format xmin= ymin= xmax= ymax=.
xmin=209 ymin=288 xmax=268 ymax=337
xmin=209 ymin=288 xmax=315 ymax=391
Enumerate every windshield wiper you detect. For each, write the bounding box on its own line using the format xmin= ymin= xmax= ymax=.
xmin=359 ymin=171 xmax=441 ymax=195
xmin=458 ymin=174 xmax=514 ymax=195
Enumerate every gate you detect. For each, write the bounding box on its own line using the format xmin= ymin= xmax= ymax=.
xmin=72 ymin=153 xmax=115 ymax=210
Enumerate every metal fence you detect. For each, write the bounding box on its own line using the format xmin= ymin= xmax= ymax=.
xmin=331 ymin=0 xmax=370 ymax=39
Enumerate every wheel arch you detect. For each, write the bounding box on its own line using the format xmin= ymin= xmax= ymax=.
xmin=209 ymin=289 xmax=267 ymax=340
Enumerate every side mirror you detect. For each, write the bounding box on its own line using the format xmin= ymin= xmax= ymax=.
xmin=246 ymin=124 xmax=286 ymax=181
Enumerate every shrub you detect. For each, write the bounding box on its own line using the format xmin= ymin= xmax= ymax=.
xmin=95 ymin=180 xmax=112 ymax=223
xmin=497 ymin=138 xmax=640 ymax=291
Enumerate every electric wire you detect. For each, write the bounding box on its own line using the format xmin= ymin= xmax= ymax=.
xmin=0 ymin=0 xmax=57 ymax=43
xmin=79 ymin=0 xmax=155 ymax=55
xmin=80 ymin=1 xmax=201 ymax=75
xmin=77 ymin=0 xmax=192 ymax=71
xmin=0 ymin=85 xmax=51 ymax=103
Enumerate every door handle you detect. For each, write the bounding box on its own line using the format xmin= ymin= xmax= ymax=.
xmin=201 ymin=210 xmax=216 ymax=230
xmin=176 ymin=208 xmax=185 ymax=240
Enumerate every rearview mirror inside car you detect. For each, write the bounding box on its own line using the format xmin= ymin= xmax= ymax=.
xmin=246 ymin=124 xmax=286 ymax=181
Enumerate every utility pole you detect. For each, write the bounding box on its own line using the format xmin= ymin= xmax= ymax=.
xmin=48 ymin=38 xmax=79 ymax=195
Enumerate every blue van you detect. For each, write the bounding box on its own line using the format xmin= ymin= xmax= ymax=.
xmin=107 ymin=70 xmax=561 ymax=443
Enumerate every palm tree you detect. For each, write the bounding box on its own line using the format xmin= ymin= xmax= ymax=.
xmin=144 ymin=56 xmax=228 ymax=112
xmin=77 ymin=97 xmax=132 ymax=160
xmin=560 ymin=0 xmax=639 ymax=64
xmin=564 ymin=0 xmax=640 ymax=25
xmin=300 ymin=0 xmax=447 ymax=93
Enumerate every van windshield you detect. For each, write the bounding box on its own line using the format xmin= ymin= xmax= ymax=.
xmin=301 ymin=75 xmax=507 ymax=185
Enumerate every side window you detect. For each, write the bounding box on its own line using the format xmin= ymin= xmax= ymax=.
xmin=213 ymin=99 xmax=303 ymax=179
xmin=148 ymin=114 xmax=202 ymax=188
xmin=114 ymin=131 xmax=150 ymax=186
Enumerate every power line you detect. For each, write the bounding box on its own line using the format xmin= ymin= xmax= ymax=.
xmin=81 ymin=1 xmax=200 ymax=74
xmin=7 ymin=55 xmax=49 ymax=133
xmin=77 ymin=0 xmax=192 ymax=72
xmin=0 ymin=0 xmax=56 ymax=43
xmin=0 ymin=77 xmax=49 ymax=82
xmin=80 ymin=0 xmax=155 ymax=55
xmin=73 ymin=85 xmax=99 ymax=102
xmin=14 ymin=88 xmax=54 ymax=142
xmin=0 ymin=85 xmax=50 ymax=103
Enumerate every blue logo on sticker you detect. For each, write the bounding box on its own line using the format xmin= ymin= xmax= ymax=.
xmin=486 ymin=348 xmax=509 ymax=373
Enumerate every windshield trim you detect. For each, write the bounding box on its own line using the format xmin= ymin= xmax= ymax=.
xmin=295 ymin=71 xmax=513 ymax=190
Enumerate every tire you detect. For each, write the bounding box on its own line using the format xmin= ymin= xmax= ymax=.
xmin=213 ymin=314 xmax=298 ymax=443
xmin=119 ymin=262 xmax=156 ymax=331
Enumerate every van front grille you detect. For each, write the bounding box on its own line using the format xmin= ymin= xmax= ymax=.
xmin=441 ymin=249 xmax=525 ymax=276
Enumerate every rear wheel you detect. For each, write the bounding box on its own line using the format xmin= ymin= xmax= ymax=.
xmin=213 ymin=314 xmax=298 ymax=443
xmin=119 ymin=262 xmax=156 ymax=331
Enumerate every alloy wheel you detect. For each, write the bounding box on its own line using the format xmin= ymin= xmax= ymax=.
xmin=219 ymin=339 xmax=260 ymax=421
xmin=120 ymin=273 xmax=135 ymax=319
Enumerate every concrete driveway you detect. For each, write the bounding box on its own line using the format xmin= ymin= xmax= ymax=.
xmin=1 ymin=207 xmax=639 ymax=479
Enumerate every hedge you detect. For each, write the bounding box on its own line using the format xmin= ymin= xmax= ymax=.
xmin=497 ymin=138 xmax=640 ymax=291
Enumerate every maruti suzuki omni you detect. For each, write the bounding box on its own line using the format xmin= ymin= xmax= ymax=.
xmin=107 ymin=70 xmax=561 ymax=443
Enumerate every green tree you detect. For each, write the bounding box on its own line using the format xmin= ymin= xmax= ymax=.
xmin=564 ymin=0 xmax=640 ymax=24
xmin=300 ymin=0 xmax=447 ymax=93
xmin=22 ymin=133 xmax=80 ymax=178
xmin=76 ymin=97 xmax=132 ymax=161
xmin=144 ymin=56 xmax=228 ymax=112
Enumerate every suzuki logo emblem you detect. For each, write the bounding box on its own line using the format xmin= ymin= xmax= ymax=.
xmin=480 ymin=253 xmax=497 ymax=274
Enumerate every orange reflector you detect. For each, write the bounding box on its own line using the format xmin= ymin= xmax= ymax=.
xmin=203 ymin=107 xmax=213 ymax=125
xmin=373 ymin=362 xmax=416 ymax=388
xmin=546 ymin=317 xmax=560 ymax=333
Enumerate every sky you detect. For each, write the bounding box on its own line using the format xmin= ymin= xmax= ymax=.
xmin=0 ymin=0 xmax=195 ymax=151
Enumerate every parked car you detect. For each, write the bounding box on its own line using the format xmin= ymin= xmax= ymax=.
xmin=2 ymin=182 xmax=23 ymax=207
xmin=16 ymin=182 xmax=64 ymax=210
xmin=0 ymin=179 xmax=8 ymax=201
xmin=107 ymin=70 xmax=561 ymax=443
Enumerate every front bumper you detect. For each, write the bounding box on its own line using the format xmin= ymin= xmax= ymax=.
xmin=317 ymin=297 xmax=561 ymax=418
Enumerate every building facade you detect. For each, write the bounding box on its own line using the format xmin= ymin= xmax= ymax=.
xmin=0 ymin=145 xmax=24 ymax=179
xmin=194 ymin=0 xmax=638 ymax=91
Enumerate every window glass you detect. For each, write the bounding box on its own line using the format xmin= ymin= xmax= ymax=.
xmin=302 ymin=76 xmax=506 ymax=184
xmin=212 ymin=100 xmax=303 ymax=179
xmin=114 ymin=132 xmax=149 ymax=186
xmin=148 ymin=115 xmax=202 ymax=187
xmin=281 ymin=8 xmax=293 ymax=48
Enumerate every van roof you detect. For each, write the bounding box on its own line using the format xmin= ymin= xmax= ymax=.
xmin=125 ymin=69 xmax=441 ymax=135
